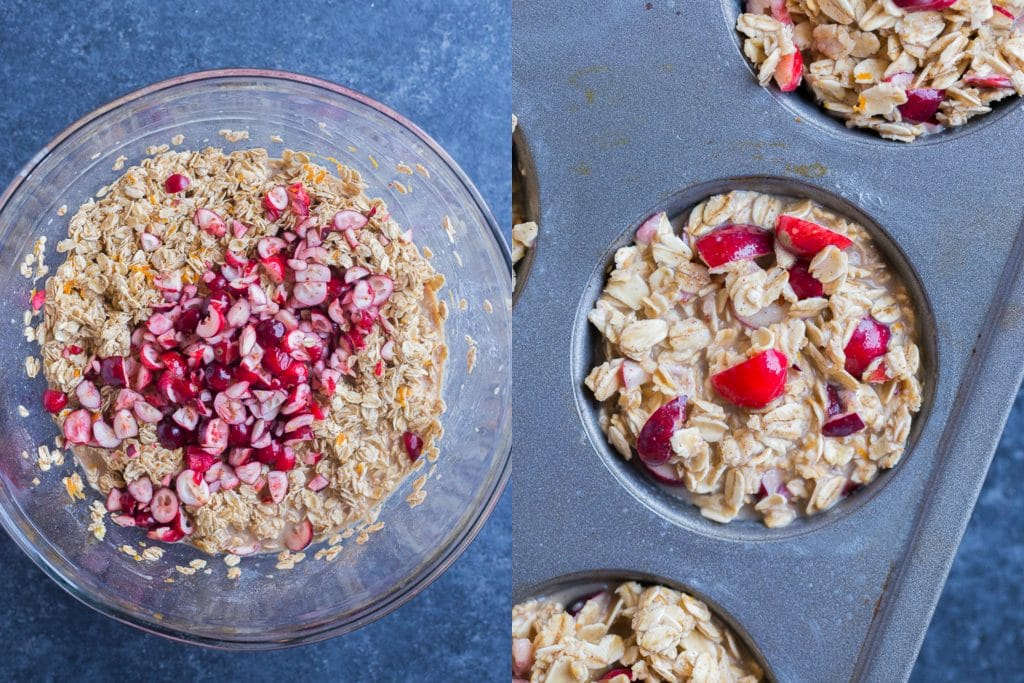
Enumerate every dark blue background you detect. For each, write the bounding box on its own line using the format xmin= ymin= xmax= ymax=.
xmin=1 ymin=1 xmax=1021 ymax=680
xmin=0 ymin=1 xmax=509 ymax=681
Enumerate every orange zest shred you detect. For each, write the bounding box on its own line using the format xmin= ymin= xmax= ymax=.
xmin=396 ymin=385 xmax=410 ymax=406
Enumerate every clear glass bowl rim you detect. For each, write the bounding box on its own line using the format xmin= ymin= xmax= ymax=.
xmin=0 ymin=68 xmax=512 ymax=649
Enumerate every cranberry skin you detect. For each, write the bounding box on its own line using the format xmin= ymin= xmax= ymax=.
xmin=207 ymin=290 xmax=232 ymax=312
xmin=255 ymin=319 xmax=286 ymax=349
xmin=175 ymin=307 xmax=202 ymax=334
xmin=279 ymin=363 xmax=309 ymax=388
xmin=327 ymin=276 xmax=344 ymax=299
xmin=273 ymin=448 xmax=297 ymax=471
xmin=262 ymin=346 xmax=293 ymax=375
xmin=42 ymin=389 xmax=69 ymax=413
xmin=203 ymin=362 xmax=232 ymax=391
xmin=206 ymin=273 xmax=229 ymax=293
xmin=228 ymin=421 xmax=250 ymax=446
xmin=163 ymin=173 xmax=191 ymax=194
xmin=156 ymin=417 xmax=190 ymax=449
xmin=403 ymin=431 xmax=424 ymax=461
xmin=255 ymin=442 xmax=284 ymax=465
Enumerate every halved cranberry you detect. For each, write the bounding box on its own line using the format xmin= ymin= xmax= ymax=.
xmin=255 ymin=318 xmax=287 ymax=349
xmin=774 ymin=48 xmax=803 ymax=92
xmin=156 ymin=418 xmax=191 ymax=449
xmin=694 ymin=224 xmax=773 ymax=268
xmin=636 ymin=396 xmax=687 ymax=466
xmin=843 ymin=316 xmax=891 ymax=379
xmin=205 ymin=362 xmax=233 ymax=391
xmin=710 ymin=349 xmax=788 ymax=409
xmin=599 ymin=669 xmax=634 ymax=682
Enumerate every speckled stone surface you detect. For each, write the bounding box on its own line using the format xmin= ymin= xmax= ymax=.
xmin=0 ymin=1 xmax=509 ymax=680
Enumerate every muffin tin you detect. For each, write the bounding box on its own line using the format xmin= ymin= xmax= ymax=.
xmin=512 ymin=1 xmax=1024 ymax=680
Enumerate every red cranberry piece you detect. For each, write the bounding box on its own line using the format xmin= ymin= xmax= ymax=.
xmin=776 ymin=215 xmax=853 ymax=257
xmin=161 ymin=351 xmax=188 ymax=378
xmin=205 ymin=362 xmax=233 ymax=391
xmin=273 ymin=448 xmax=297 ymax=471
xmin=207 ymin=290 xmax=232 ymax=312
xmin=262 ymin=346 xmax=293 ymax=375
xmin=213 ymin=338 xmax=238 ymax=365
xmin=327 ymin=276 xmax=345 ymax=299
xmin=899 ymin=88 xmax=945 ymax=124
xmin=893 ymin=0 xmax=956 ymax=11
xmin=42 ymin=389 xmax=68 ymax=413
xmin=843 ymin=316 xmax=891 ymax=378
xmin=206 ymin=273 xmax=229 ymax=293
xmin=228 ymin=421 xmax=250 ymax=446
xmin=163 ymin=173 xmax=191 ymax=193
xmin=255 ymin=442 xmax=284 ymax=465
xmin=175 ymin=307 xmax=203 ymax=334
xmin=186 ymin=446 xmax=217 ymax=477
xmin=156 ymin=418 xmax=191 ymax=449
xmin=822 ymin=412 xmax=866 ymax=437
xmin=788 ymin=259 xmax=825 ymax=299
xmin=99 ymin=356 xmax=129 ymax=387
xmin=710 ymin=349 xmax=789 ymax=409
xmin=279 ymin=362 xmax=309 ymax=388
xmin=402 ymin=431 xmax=424 ymax=462
xmin=694 ymin=224 xmax=773 ymax=268
xmin=636 ymin=396 xmax=688 ymax=466
xmin=255 ymin=318 xmax=286 ymax=348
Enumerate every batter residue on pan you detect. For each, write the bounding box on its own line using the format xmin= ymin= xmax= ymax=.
xmin=737 ymin=0 xmax=1024 ymax=141
xmin=37 ymin=147 xmax=446 ymax=555
xmin=513 ymin=581 xmax=763 ymax=682
xmin=585 ymin=190 xmax=922 ymax=527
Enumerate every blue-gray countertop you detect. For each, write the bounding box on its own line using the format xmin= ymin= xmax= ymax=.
xmin=0 ymin=1 xmax=509 ymax=681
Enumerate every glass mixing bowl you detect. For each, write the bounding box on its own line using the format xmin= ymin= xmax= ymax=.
xmin=0 ymin=70 xmax=511 ymax=647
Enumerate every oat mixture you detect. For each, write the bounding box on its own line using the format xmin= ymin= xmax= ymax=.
xmin=513 ymin=582 xmax=762 ymax=683
xmin=36 ymin=147 xmax=446 ymax=555
xmin=585 ymin=191 xmax=922 ymax=526
xmin=738 ymin=0 xmax=1024 ymax=141
xmin=512 ymin=114 xmax=538 ymax=280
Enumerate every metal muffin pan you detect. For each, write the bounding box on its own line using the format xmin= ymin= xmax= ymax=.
xmin=512 ymin=1 xmax=1024 ymax=680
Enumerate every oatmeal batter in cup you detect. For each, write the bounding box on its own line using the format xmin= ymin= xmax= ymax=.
xmin=586 ymin=190 xmax=923 ymax=527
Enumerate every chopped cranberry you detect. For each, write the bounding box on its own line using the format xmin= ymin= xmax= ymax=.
xmin=273 ymin=448 xmax=297 ymax=471
xmin=636 ymin=396 xmax=687 ymax=466
xmin=186 ymin=446 xmax=216 ymax=477
xmin=255 ymin=442 xmax=284 ymax=465
xmin=279 ymin=363 xmax=310 ymax=388
xmin=255 ymin=318 xmax=286 ymax=349
xmin=175 ymin=307 xmax=203 ymax=334
xmin=42 ymin=389 xmax=68 ymax=413
xmin=228 ymin=421 xmax=250 ymax=446
xmin=161 ymin=351 xmax=188 ymax=378
xmin=99 ymin=356 xmax=129 ymax=387
xmin=206 ymin=273 xmax=229 ymax=293
xmin=262 ymin=346 xmax=293 ymax=374
xmin=156 ymin=418 xmax=191 ymax=449
xmin=204 ymin=362 xmax=233 ymax=391
xmin=403 ymin=431 xmax=424 ymax=461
